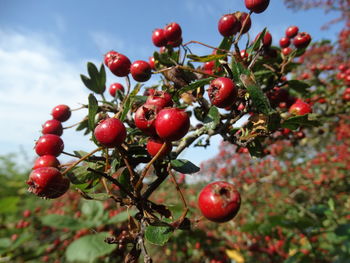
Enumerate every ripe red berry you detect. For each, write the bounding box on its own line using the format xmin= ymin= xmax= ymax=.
xmin=237 ymin=12 xmax=251 ymax=34
xmin=167 ymin=37 xmax=183 ymax=47
xmin=289 ymin=99 xmax=312 ymax=115
xmin=146 ymin=90 xmax=173 ymax=109
xmin=208 ymin=77 xmax=237 ymax=108
xmin=282 ymin=47 xmax=293 ymax=56
xmin=293 ymin=32 xmax=312 ymax=49
xmin=42 ymin=119 xmax=63 ymax=136
xmin=149 ymin=56 xmax=156 ymax=70
xmin=164 ymin=22 xmax=182 ymax=42
xmin=279 ymin=37 xmax=291 ymax=48
xmin=260 ymin=31 xmax=272 ymax=47
xmin=35 ymin=134 xmax=64 ymax=157
xmin=33 ymin=155 xmax=60 ymax=169
xmin=146 ymin=138 xmax=172 ymax=158
xmin=109 ymin=83 xmax=125 ymax=97
xmin=27 ymin=167 xmax=69 ymax=199
xmin=218 ymin=14 xmax=240 ymax=37
xmin=106 ymin=52 xmax=131 ymax=77
xmin=134 ymin=104 xmax=161 ymax=136
xmin=285 ymin=26 xmax=299 ymax=38
xmin=152 ymin=28 xmax=167 ymax=47
xmin=51 ymin=104 xmax=71 ymax=122
xmin=94 ymin=118 xmax=127 ymax=148
xmin=245 ymin=0 xmax=270 ymax=14
xmin=198 ymin=181 xmax=241 ymax=223
xmin=240 ymin=49 xmax=249 ymax=59
xmin=130 ymin=60 xmax=152 ymax=82
xmin=155 ymin=108 xmax=190 ymax=141
xmin=23 ymin=210 xmax=31 ymax=218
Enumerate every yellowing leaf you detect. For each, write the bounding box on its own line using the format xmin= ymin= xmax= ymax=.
xmin=226 ymin=249 xmax=244 ymax=263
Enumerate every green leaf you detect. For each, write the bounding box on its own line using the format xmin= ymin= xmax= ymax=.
xmin=0 ymin=196 xmax=19 ymax=213
xmin=68 ymin=162 xmax=104 ymax=185
xmin=282 ymin=114 xmax=321 ymax=130
xmin=171 ymin=159 xmax=200 ymax=174
xmin=177 ymin=77 xmax=213 ymax=96
xmin=120 ymin=83 xmax=142 ymax=121
xmin=81 ymin=62 xmax=106 ymax=94
xmin=145 ymin=223 xmax=174 ymax=246
xmin=231 ymin=60 xmax=250 ymax=82
xmin=108 ymin=210 xmax=137 ymax=224
xmin=66 ymin=232 xmax=117 ymax=262
xmin=88 ymin=93 xmax=98 ymax=133
xmin=335 ymin=224 xmax=350 ymax=237
xmin=187 ymin=54 xmax=226 ymax=62
xmin=218 ymin=36 xmax=233 ymax=52
xmin=81 ymin=200 xmax=104 ymax=223
xmin=240 ymin=74 xmax=273 ymax=115
xmin=41 ymin=214 xmax=86 ymax=230
xmin=203 ymin=106 xmax=220 ymax=130
xmin=287 ymin=80 xmax=310 ymax=94
xmin=248 ymin=27 xmax=267 ymax=52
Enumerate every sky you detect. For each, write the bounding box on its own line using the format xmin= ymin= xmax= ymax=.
xmin=0 ymin=0 xmax=344 ymax=166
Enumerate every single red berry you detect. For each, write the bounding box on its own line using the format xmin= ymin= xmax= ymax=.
xmin=146 ymin=138 xmax=172 ymax=158
xmin=51 ymin=104 xmax=71 ymax=122
xmin=152 ymin=28 xmax=167 ymax=47
xmin=282 ymin=47 xmax=292 ymax=56
xmin=149 ymin=56 xmax=156 ymax=70
xmin=218 ymin=14 xmax=240 ymax=37
xmin=130 ymin=60 xmax=152 ymax=82
xmin=94 ymin=118 xmax=127 ymax=148
xmin=245 ymin=0 xmax=270 ymax=13
xmin=146 ymin=90 xmax=173 ymax=109
xmin=285 ymin=26 xmax=299 ymax=38
xmin=23 ymin=210 xmax=31 ymax=218
xmin=279 ymin=37 xmax=290 ymax=48
xmin=208 ymin=77 xmax=237 ymax=108
xmin=164 ymin=22 xmax=182 ymax=42
xmin=237 ymin=12 xmax=251 ymax=34
xmin=293 ymin=32 xmax=312 ymax=49
xmin=338 ymin=64 xmax=348 ymax=72
xmin=42 ymin=119 xmax=63 ymax=136
xmin=27 ymin=167 xmax=69 ymax=199
xmin=104 ymin=50 xmax=118 ymax=66
xmin=33 ymin=155 xmax=60 ymax=169
xmin=106 ymin=52 xmax=131 ymax=77
xmin=260 ymin=31 xmax=272 ymax=47
xmin=155 ymin=108 xmax=190 ymax=141
xmin=343 ymin=90 xmax=350 ymax=101
xmin=289 ymin=99 xmax=312 ymax=115
xmin=134 ymin=104 xmax=161 ymax=136
xmin=240 ymin=49 xmax=249 ymax=59
xmin=35 ymin=134 xmax=64 ymax=157
xmin=109 ymin=83 xmax=125 ymax=97
xmin=203 ymin=61 xmax=215 ymax=71
xmin=198 ymin=181 xmax=241 ymax=223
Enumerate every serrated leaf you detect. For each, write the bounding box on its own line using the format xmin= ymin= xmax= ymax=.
xmin=145 ymin=224 xmax=174 ymax=246
xmin=88 ymin=93 xmax=98 ymax=134
xmin=87 ymin=62 xmax=99 ymax=80
xmin=231 ymin=60 xmax=250 ymax=82
xmin=177 ymin=77 xmax=213 ymax=96
xmin=240 ymin=74 xmax=273 ymax=115
xmin=187 ymin=54 xmax=226 ymax=62
xmin=41 ymin=214 xmax=86 ymax=230
xmin=68 ymin=162 xmax=104 ymax=185
xmin=203 ymin=106 xmax=220 ymax=130
xmin=66 ymin=232 xmax=117 ymax=262
xmin=171 ymin=159 xmax=200 ymax=174
xmin=282 ymin=114 xmax=320 ymax=130
xmin=287 ymin=80 xmax=310 ymax=94
xmin=120 ymin=83 xmax=142 ymax=121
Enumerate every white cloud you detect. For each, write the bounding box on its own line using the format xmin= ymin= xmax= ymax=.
xmin=0 ymin=28 xmax=95 ymax=160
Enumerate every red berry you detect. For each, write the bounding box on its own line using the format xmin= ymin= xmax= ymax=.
xmin=35 ymin=134 xmax=64 ymax=157
xmin=245 ymin=0 xmax=270 ymax=13
xmin=130 ymin=60 xmax=152 ymax=82
xmin=293 ymin=32 xmax=312 ymax=49
xmin=155 ymin=108 xmax=190 ymax=141
xmin=42 ymin=119 xmax=63 ymax=136
xmin=152 ymin=28 xmax=167 ymax=47
xmin=237 ymin=12 xmax=251 ymax=34
xmin=198 ymin=181 xmax=241 ymax=223
xmin=146 ymin=90 xmax=173 ymax=109
xmin=164 ymin=22 xmax=182 ymax=42
xmin=282 ymin=47 xmax=293 ymax=56
xmin=94 ymin=118 xmax=127 ymax=148
xmin=149 ymin=56 xmax=156 ymax=70
xmin=23 ymin=210 xmax=31 ymax=218
xmin=256 ymin=31 xmax=272 ymax=47
xmin=104 ymin=50 xmax=118 ymax=66
xmin=134 ymin=104 xmax=161 ymax=136
xmin=33 ymin=155 xmax=60 ymax=169
xmin=208 ymin=77 xmax=237 ymax=108
xmin=338 ymin=64 xmax=348 ymax=72
xmin=289 ymin=99 xmax=312 ymax=115
xmin=167 ymin=37 xmax=183 ymax=47
xmin=240 ymin=49 xmax=249 ymax=59
xmin=106 ymin=52 xmax=131 ymax=77
xmin=109 ymin=83 xmax=125 ymax=97
xmin=27 ymin=167 xmax=69 ymax=199
xmin=279 ymin=37 xmax=290 ymax=48
xmin=218 ymin=14 xmax=240 ymax=37
xmin=146 ymin=138 xmax=172 ymax=158
xmin=51 ymin=104 xmax=71 ymax=122
xmin=285 ymin=26 xmax=299 ymax=38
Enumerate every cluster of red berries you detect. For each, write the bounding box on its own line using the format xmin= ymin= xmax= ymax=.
xmin=104 ymin=51 xmax=153 ymax=82
xmin=27 ymin=105 xmax=71 ymax=199
xmin=152 ymin=22 xmax=183 ymax=48
xmin=279 ymin=25 xmax=312 ymax=56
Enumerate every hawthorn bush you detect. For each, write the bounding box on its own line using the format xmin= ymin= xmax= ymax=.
xmin=1 ymin=0 xmax=350 ymax=262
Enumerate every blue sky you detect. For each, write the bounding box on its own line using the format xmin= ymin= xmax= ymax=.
xmin=0 ymin=0 xmax=344 ymax=165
